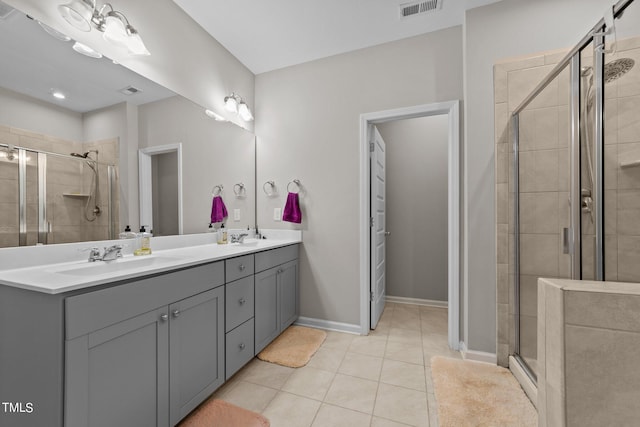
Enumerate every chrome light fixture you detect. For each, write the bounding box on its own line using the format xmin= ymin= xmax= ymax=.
xmin=57 ymin=0 xmax=150 ymax=55
xmin=223 ymin=93 xmax=253 ymax=122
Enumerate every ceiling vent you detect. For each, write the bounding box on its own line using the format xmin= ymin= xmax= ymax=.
xmin=119 ymin=86 xmax=143 ymax=96
xmin=399 ymin=0 xmax=442 ymax=19
xmin=0 ymin=1 xmax=15 ymax=20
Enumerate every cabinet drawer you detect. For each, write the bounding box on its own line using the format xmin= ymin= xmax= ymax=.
xmin=65 ymin=261 xmax=224 ymax=340
xmin=255 ymin=244 xmax=299 ymax=273
xmin=225 ymin=319 xmax=254 ymax=379
xmin=225 ymin=254 xmax=254 ymax=283
xmin=225 ymin=275 xmax=254 ymax=332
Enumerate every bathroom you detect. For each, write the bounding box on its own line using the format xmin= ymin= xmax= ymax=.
xmin=1 ymin=0 xmax=639 ymax=426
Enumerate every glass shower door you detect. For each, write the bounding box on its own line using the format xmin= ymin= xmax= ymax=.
xmin=0 ymin=145 xmax=19 ymax=247
xmin=516 ymin=63 xmax=573 ymax=379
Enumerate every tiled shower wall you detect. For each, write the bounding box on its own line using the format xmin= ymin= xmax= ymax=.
xmin=495 ymin=37 xmax=640 ymax=368
xmin=0 ymin=125 xmax=119 ymax=247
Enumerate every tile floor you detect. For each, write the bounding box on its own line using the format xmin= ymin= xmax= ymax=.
xmin=213 ymin=302 xmax=461 ymax=427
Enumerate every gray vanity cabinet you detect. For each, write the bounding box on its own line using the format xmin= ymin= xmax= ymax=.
xmin=64 ymin=262 xmax=225 ymax=427
xmin=168 ymin=287 xmax=225 ymax=425
xmin=254 ymin=245 xmax=299 ymax=354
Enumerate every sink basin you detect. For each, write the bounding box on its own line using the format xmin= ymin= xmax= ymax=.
xmin=51 ymin=256 xmax=183 ymax=277
xmin=233 ymin=239 xmax=260 ymax=247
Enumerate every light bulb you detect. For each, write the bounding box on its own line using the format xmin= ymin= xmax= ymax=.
xmin=103 ymin=14 xmax=127 ymax=45
xmin=224 ymin=95 xmax=238 ymax=113
xmin=238 ymin=102 xmax=253 ymax=121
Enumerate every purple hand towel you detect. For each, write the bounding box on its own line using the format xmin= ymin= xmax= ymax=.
xmin=282 ymin=192 xmax=302 ymax=223
xmin=210 ymin=195 xmax=228 ymax=223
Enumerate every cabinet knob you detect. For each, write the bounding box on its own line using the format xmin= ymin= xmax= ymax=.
xmin=239 ymin=343 xmax=246 ymax=350
xmin=160 ymin=313 xmax=168 ymax=322
xmin=239 ymin=264 xmax=245 ymax=271
xmin=239 ymin=297 xmax=246 ymax=305
xmin=172 ymin=309 xmax=181 ymax=318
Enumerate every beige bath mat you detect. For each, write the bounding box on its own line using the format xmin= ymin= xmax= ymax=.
xmin=431 ymin=356 xmax=537 ymax=427
xmin=178 ymin=398 xmax=270 ymax=427
xmin=257 ymin=325 xmax=327 ymax=368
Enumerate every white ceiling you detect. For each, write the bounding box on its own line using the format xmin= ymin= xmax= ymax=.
xmin=173 ymin=0 xmax=501 ymax=74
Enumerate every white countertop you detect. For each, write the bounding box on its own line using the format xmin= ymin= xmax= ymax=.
xmin=0 ymin=230 xmax=301 ymax=295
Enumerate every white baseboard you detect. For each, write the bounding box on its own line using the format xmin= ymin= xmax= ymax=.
xmin=295 ymin=316 xmax=362 ymax=335
xmin=459 ymin=341 xmax=497 ymax=364
xmin=386 ymin=295 xmax=447 ymax=308
xmin=509 ymin=356 xmax=538 ymax=408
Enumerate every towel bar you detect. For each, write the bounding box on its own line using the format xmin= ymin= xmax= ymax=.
xmin=234 ymin=183 xmax=245 ymax=197
xmin=287 ymin=179 xmax=301 ymax=193
xmin=263 ymin=181 xmax=276 ymax=196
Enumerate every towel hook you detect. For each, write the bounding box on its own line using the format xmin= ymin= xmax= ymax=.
xmin=263 ymin=180 xmax=276 ymax=196
xmin=212 ymin=185 xmax=223 ymax=196
xmin=287 ymin=179 xmax=301 ymax=194
xmin=233 ymin=183 xmax=245 ymax=197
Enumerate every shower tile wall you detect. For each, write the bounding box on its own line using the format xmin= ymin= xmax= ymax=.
xmin=0 ymin=125 xmax=119 ymax=247
xmin=495 ymin=36 xmax=640 ymax=369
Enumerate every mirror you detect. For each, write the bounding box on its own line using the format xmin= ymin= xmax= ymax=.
xmin=0 ymin=3 xmax=255 ymax=247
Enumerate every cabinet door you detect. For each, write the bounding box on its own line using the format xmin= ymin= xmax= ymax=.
xmin=65 ymin=307 xmax=169 ymax=427
xmin=254 ymin=266 xmax=279 ymax=354
xmin=278 ymin=259 xmax=299 ymax=331
xmin=169 ymin=287 xmax=224 ymax=426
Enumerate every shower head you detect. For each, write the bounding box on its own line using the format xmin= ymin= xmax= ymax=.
xmin=581 ymin=58 xmax=635 ymax=83
xmin=604 ymin=58 xmax=635 ymax=83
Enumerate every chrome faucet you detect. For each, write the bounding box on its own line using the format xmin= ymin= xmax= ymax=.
xmin=230 ymin=233 xmax=249 ymax=243
xmin=101 ymin=245 xmax=124 ymax=261
xmin=87 ymin=247 xmax=102 ymax=262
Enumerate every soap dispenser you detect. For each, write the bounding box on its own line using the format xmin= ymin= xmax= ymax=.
xmin=119 ymin=225 xmax=136 ymax=239
xmin=136 ymin=226 xmax=152 ymax=255
xmin=217 ymin=223 xmax=228 ymax=244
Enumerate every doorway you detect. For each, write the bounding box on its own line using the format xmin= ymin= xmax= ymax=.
xmin=359 ymin=101 xmax=460 ymax=350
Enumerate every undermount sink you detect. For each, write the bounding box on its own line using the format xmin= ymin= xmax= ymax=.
xmin=50 ymin=256 xmax=183 ymax=277
xmin=232 ymin=239 xmax=260 ymax=247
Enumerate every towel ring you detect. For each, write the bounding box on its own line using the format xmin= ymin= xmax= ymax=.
xmin=287 ymin=179 xmax=301 ymax=194
xmin=263 ymin=181 xmax=276 ymax=196
xmin=233 ymin=183 xmax=245 ymax=197
xmin=212 ymin=185 xmax=223 ymax=196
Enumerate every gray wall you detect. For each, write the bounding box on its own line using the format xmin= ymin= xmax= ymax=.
xmin=138 ymin=96 xmax=255 ymax=234
xmin=464 ymin=0 xmax=615 ymax=352
xmin=377 ymin=115 xmax=449 ymax=302
xmin=255 ymin=27 xmax=463 ymax=326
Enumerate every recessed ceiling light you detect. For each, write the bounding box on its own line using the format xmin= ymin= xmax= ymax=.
xmin=72 ymin=41 xmax=103 ymax=58
xmin=52 ymin=90 xmax=66 ymax=100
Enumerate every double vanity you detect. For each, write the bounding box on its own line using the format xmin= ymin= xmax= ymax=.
xmin=0 ymin=231 xmax=301 ymax=427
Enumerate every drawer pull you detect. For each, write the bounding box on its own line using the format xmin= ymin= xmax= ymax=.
xmin=239 ymin=297 xmax=246 ymax=305
xmin=172 ymin=309 xmax=181 ymax=318
xmin=239 ymin=264 xmax=245 ymax=271
xmin=160 ymin=314 xmax=168 ymax=322
xmin=239 ymin=343 xmax=246 ymax=350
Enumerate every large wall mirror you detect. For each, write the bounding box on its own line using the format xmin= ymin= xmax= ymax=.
xmin=0 ymin=2 xmax=255 ymax=247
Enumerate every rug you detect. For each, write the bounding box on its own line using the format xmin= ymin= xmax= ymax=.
xmin=178 ymin=398 xmax=270 ymax=427
xmin=431 ymin=356 xmax=537 ymax=427
xmin=257 ymin=325 xmax=327 ymax=368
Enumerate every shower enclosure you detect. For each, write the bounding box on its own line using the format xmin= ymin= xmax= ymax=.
xmin=510 ymin=0 xmax=640 ymax=382
xmin=0 ymin=143 xmax=118 ymax=247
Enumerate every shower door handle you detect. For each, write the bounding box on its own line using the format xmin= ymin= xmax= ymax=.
xmin=562 ymin=228 xmax=570 ymax=254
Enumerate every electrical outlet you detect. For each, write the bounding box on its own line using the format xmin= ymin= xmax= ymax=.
xmin=234 ymin=209 xmax=240 ymax=221
xmin=274 ymin=207 xmax=281 ymax=221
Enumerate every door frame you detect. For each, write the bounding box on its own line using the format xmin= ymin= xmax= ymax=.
xmin=359 ymin=100 xmax=460 ymax=350
xmin=139 ymin=143 xmax=183 ymax=235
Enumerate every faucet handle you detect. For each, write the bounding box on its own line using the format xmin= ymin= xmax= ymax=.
xmin=79 ymin=246 xmax=102 ymax=262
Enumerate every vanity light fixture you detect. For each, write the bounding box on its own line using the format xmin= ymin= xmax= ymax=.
xmin=223 ymin=93 xmax=254 ymax=122
xmin=58 ymin=0 xmax=150 ymax=56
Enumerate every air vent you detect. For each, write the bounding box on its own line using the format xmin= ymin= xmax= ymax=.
xmin=399 ymin=0 xmax=442 ymax=19
xmin=119 ymin=86 xmax=143 ymax=95
xmin=0 ymin=1 xmax=15 ymax=20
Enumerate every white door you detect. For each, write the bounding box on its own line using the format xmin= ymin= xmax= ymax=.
xmin=370 ymin=126 xmax=386 ymax=329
